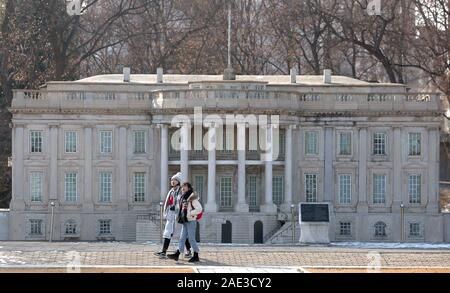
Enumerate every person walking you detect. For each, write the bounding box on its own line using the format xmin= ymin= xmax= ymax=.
xmin=154 ymin=172 xmax=192 ymax=258
xmin=167 ymin=182 xmax=203 ymax=263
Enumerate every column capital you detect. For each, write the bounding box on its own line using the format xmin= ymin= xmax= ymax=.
xmin=49 ymin=122 xmax=60 ymax=128
xmin=426 ymin=126 xmax=439 ymax=132
xmin=175 ymin=121 xmax=191 ymax=128
xmin=155 ymin=123 xmax=169 ymax=129
xmin=82 ymin=124 xmax=95 ymax=129
xmin=205 ymin=121 xmax=217 ymax=128
xmin=12 ymin=122 xmax=26 ymax=128
xmin=284 ymin=124 xmax=297 ymax=130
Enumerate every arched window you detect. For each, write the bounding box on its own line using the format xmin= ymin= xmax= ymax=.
xmin=374 ymin=221 xmax=387 ymax=237
xmin=65 ymin=220 xmax=77 ymax=235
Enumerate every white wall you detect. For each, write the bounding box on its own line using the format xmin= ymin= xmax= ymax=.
xmin=0 ymin=209 xmax=9 ymax=240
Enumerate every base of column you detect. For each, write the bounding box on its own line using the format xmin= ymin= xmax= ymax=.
xmin=204 ymin=202 xmax=218 ymax=212
xmin=426 ymin=203 xmax=440 ymax=215
xmin=261 ymin=203 xmax=277 ymax=214
xmin=235 ymin=203 xmax=249 ymax=213
xmin=280 ymin=202 xmax=293 ymax=213
xmin=82 ymin=203 xmax=94 ymax=212
xmin=356 ymin=202 xmax=368 ymax=213
xmin=392 ymin=201 xmax=403 ymax=213
xmin=10 ymin=199 xmax=25 ymax=210
xmin=118 ymin=200 xmax=128 ymax=210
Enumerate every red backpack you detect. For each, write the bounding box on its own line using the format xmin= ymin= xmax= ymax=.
xmin=190 ymin=202 xmax=203 ymax=221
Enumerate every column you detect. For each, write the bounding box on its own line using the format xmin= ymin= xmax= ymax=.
xmin=261 ymin=125 xmax=277 ymax=213
xmin=83 ymin=126 xmax=94 ymax=210
xmin=427 ymin=127 xmax=439 ymax=214
xmin=180 ymin=123 xmax=189 ymax=183
xmin=393 ymin=127 xmax=402 ymax=212
xmin=323 ymin=126 xmax=334 ymax=202
xmin=49 ymin=124 xmax=58 ymax=201
xmin=281 ymin=125 xmax=293 ymax=212
xmin=357 ymin=127 xmax=368 ymax=212
xmin=160 ymin=124 xmax=169 ymax=200
xmin=205 ymin=124 xmax=217 ymax=212
xmin=236 ymin=123 xmax=249 ymax=212
xmin=11 ymin=124 xmax=25 ymax=210
xmin=118 ymin=126 xmax=128 ymax=208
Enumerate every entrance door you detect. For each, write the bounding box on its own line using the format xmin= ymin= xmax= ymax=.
xmin=221 ymin=220 xmax=232 ymax=243
xmin=254 ymin=221 xmax=263 ymax=244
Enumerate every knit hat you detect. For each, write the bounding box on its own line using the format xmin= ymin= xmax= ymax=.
xmin=171 ymin=172 xmax=182 ymax=184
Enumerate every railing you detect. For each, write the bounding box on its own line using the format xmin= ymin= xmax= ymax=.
xmin=12 ymin=90 xmax=152 ymax=110
xmin=12 ymin=89 xmax=444 ymax=113
xmin=263 ymin=221 xmax=284 ymax=243
xmin=152 ymin=89 xmax=443 ymax=113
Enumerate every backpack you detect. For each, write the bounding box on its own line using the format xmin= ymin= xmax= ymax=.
xmin=190 ymin=201 xmax=203 ymax=221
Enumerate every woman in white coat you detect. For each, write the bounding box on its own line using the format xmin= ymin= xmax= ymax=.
xmin=167 ymin=182 xmax=203 ymax=263
xmin=154 ymin=172 xmax=191 ymax=257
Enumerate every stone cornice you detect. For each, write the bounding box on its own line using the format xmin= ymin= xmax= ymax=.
xmin=9 ymin=107 xmax=444 ymax=118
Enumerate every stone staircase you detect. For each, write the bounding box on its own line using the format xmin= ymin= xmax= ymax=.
xmin=265 ymin=221 xmax=301 ymax=244
xmin=135 ymin=213 xmax=162 ymax=243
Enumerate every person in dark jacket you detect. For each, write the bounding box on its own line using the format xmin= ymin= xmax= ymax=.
xmin=167 ymin=182 xmax=202 ymax=263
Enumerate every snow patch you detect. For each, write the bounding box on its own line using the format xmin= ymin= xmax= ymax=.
xmin=331 ymin=242 xmax=450 ymax=250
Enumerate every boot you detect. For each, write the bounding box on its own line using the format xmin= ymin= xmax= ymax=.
xmin=154 ymin=238 xmax=170 ymax=257
xmin=167 ymin=250 xmax=180 ymax=261
xmin=188 ymin=252 xmax=199 ymax=263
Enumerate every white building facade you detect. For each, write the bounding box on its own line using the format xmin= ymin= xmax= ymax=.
xmin=7 ymin=72 xmax=448 ymax=243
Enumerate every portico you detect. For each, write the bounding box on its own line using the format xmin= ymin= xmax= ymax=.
xmin=159 ymin=121 xmax=294 ymax=214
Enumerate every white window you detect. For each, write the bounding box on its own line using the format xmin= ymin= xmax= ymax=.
xmin=30 ymin=172 xmax=43 ymax=202
xmin=339 ymin=132 xmax=352 ymax=156
xmin=100 ymin=131 xmax=113 ymax=154
xmin=409 ymin=222 xmax=421 ymax=237
xmin=133 ymin=172 xmax=145 ymax=202
xmin=305 ymin=174 xmax=317 ymax=202
xmin=30 ymin=131 xmax=43 ymax=153
xmin=134 ymin=131 xmax=146 ymax=154
xmin=339 ymin=222 xmax=352 ymax=236
xmin=408 ymin=174 xmax=421 ymax=204
xmin=65 ymin=220 xmax=77 ymax=235
xmin=30 ymin=219 xmax=43 ymax=235
xmin=99 ymin=172 xmax=112 ymax=202
xmin=373 ymin=132 xmax=386 ymax=155
xmin=99 ymin=220 xmax=112 ymax=235
xmin=248 ymin=176 xmax=257 ymax=208
xmin=194 ymin=176 xmax=204 ymax=202
xmin=305 ymin=131 xmax=318 ymax=155
xmin=64 ymin=172 xmax=77 ymax=202
xmin=408 ymin=132 xmax=421 ymax=156
xmin=220 ymin=177 xmax=232 ymax=208
xmin=373 ymin=174 xmax=386 ymax=204
xmin=338 ymin=174 xmax=352 ymax=204
xmin=272 ymin=176 xmax=284 ymax=206
xmin=64 ymin=131 xmax=77 ymax=153
xmin=374 ymin=221 xmax=387 ymax=237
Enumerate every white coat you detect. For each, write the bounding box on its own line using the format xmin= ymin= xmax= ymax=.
xmin=162 ymin=186 xmax=181 ymax=239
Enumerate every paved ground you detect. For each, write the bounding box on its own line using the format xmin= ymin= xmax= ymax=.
xmin=1 ymin=241 xmax=450 ymax=272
